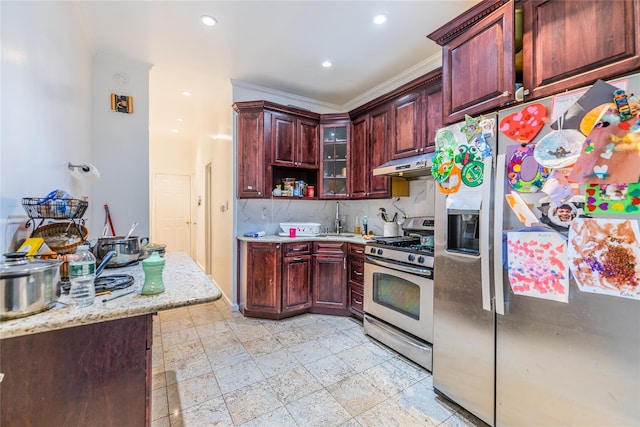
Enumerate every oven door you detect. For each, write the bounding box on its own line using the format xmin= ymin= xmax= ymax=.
xmin=364 ymin=256 xmax=433 ymax=343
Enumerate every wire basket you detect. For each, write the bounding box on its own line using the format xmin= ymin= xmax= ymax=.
xmin=22 ymin=198 xmax=88 ymax=220
xmin=32 ymin=222 xmax=88 ymax=254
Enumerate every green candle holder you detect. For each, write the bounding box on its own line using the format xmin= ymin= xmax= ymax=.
xmin=141 ymin=251 xmax=165 ymax=295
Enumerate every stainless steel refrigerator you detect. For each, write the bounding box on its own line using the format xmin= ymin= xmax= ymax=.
xmin=433 ymin=74 xmax=640 ymax=426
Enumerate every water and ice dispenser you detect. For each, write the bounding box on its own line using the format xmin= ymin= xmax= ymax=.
xmin=446 ymin=210 xmax=480 ymax=255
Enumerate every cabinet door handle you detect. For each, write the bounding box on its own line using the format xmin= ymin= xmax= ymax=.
xmin=293 ymin=257 xmax=303 ymax=261
xmin=344 ymin=258 xmax=347 ymax=269
xmin=353 ymin=271 xmax=363 ymax=276
xmin=353 ymin=249 xmax=364 ymax=254
xmin=353 ymin=298 xmax=362 ymax=304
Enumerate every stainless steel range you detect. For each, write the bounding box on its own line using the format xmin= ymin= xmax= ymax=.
xmin=363 ymin=216 xmax=435 ymax=371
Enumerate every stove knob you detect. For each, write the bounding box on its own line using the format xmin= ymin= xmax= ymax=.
xmin=377 ymin=249 xmax=383 ymax=255
xmin=408 ymin=254 xmax=415 ymax=262
xmin=418 ymin=256 xmax=425 ymax=264
xmin=369 ymin=248 xmax=376 ymax=254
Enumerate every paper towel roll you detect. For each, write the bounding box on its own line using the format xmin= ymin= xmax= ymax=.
xmin=71 ymin=163 xmax=101 ymax=181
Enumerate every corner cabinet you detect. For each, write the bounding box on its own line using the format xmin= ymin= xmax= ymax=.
xmin=312 ymin=241 xmax=348 ymax=313
xmin=234 ymin=101 xmax=321 ymax=199
xmin=320 ymin=115 xmax=350 ymax=199
xmin=429 ymin=0 xmax=640 ymax=124
xmin=282 ymin=242 xmax=312 ymax=313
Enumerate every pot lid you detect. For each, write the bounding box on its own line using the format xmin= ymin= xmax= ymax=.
xmin=0 ymin=252 xmax=61 ymax=278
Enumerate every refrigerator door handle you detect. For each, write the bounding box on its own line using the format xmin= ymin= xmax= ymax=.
xmin=493 ymin=153 xmax=507 ymax=315
xmin=480 ymin=156 xmax=493 ymax=312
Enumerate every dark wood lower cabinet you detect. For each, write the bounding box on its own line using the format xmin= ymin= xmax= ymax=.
xmin=245 ymin=242 xmax=282 ymax=316
xmin=0 ymin=315 xmax=153 ymax=427
xmin=282 ymin=254 xmax=312 ymax=313
xmin=312 ymin=254 xmax=347 ymax=311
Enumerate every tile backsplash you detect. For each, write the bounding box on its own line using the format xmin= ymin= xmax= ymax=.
xmin=236 ymin=178 xmax=435 ymax=236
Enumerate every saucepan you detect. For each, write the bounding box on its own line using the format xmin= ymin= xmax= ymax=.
xmin=94 ymin=236 xmax=148 ymax=267
xmin=0 ymin=252 xmax=62 ymax=320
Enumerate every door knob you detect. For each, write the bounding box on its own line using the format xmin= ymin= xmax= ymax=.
xmin=186 ymin=221 xmax=190 ymax=225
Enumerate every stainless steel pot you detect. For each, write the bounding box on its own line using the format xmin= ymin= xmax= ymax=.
xmin=139 ymin=243 xmax=166 ymax=260
xmin=94 ymin=236 xmax=146 ymax=267
xmin=0 ymin=252 xmax=62 ymax=320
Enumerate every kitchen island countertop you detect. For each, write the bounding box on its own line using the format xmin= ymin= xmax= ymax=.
xmin=0 ymin=252 xmax=222 ymax=339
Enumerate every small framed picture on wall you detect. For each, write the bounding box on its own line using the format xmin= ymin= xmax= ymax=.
xmin=111 ymin=93 xmax=133 ymax=114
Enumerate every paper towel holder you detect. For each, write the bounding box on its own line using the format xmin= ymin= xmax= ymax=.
xmin=68 ymin=162 xmax=92 ymax=172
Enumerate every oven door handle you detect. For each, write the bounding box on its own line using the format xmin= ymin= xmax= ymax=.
xmin=365 ymin=256 xmax=432 ymax=278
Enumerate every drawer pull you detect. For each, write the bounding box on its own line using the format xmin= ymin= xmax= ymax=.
xmin=353 ymin=271 xmax=363 ymax=276
xmin=291 ymin=247 xmax=304 ymax=251
xmin=293 ymin=257 xmax=303 ymax=261
xmin=353 ymin=249 xmax=364 ymax=254
xmin=353 ymin=298 xmax=362 ymax=304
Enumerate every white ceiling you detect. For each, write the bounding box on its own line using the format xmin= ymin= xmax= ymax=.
xmin=73 ymin=1 xmax=480 ymax=144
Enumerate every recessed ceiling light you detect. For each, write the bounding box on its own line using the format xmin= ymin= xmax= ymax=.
xmin=182 ymin=91 xmax=191 ymax=96
xmin=373 ymin=14 xmax=387 ymax=25
xmin=176 ymin=118 xmax=184 ymax=122
xmin=322 ymin=61 xmax=332 ymax=68
xmin=201 ymin=15 xmax=217 ymax=26
xmin=172 ymin=129 xmax=179 ymax=133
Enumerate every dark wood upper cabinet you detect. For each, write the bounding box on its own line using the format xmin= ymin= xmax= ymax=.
xmin=272 ymin=113 xmax=318 ymax=168
xmin=429 ymin=0 xmax=640 ymax=124
xmin=235 ymin=108 xmax=267 ymax=198
xmin=522 ymin=0 xmax=640 ymax=100
xmin=368 ymin=106 xmax=391 ymax=198
xmin=428 ymin=0 xmax=514 ymax=124
xmin=349 ymin=115 xmax=369 ymax=199
xmin=392 ymin=91 xmax=423 ymax=158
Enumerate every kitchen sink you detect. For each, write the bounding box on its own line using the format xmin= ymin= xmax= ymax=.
xmin=317 ymin=232 xmax=356 ymax=238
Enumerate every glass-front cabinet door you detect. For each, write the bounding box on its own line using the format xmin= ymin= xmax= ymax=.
xmin=320 ymin=122 xmax=349 ymax=198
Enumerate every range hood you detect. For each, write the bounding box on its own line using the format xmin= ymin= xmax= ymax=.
xmin=372 ymin=152 xmax=435 ymax=179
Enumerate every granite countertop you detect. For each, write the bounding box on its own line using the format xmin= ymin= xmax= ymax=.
xmin=237 ymin=234 xmax=373 ymax=244
xmin=0 ymin=252 xmax=222 ymax=339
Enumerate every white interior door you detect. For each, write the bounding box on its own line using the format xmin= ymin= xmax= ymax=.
xmin=154 ymin=174 xmax=191 ymax=254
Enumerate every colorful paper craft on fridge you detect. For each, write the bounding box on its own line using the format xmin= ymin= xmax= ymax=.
xmin=499 ymin=103 xmax=547 ymax=144
xmin=569 ymin=101 xmax=640 ymax=184
xmin=541 ymin=170 xmax=576 ymax=206
xmin=431 ymin=145 xmax=455 ymax=183
xmin=568 ymin=218 xmax=640 ymax=300
xmin=436 ymin=164 xmax=462 ymax=194
xmin=507 ymin=231 xmax=569 ymax=303
xmin=533 ymin=129 xmax=585 ymax=169
xmin=506 ymin=145 xmax=550 ymax=192
xmin=584 ymin=183 xmax=640 ymax=214
xmin=538 ymin=197 xmax=584 ymax=231
xmin=505 ymin=192 xmax=539 ymax=227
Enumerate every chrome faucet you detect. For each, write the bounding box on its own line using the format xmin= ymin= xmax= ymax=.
xmin=334 ymin=201 xmax=342 ymax=234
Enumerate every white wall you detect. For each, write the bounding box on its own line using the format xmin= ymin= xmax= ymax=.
xmin=0 ymin=3 xmax=151 ymax=254
xmin=0 ymin=1 xmax=92 ymax=253
xmin=91 ymin=53 xmax=151 ymax=240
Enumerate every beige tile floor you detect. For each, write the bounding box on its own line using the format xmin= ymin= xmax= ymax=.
xmin=151 ymin=299 xmax=487 ymax=427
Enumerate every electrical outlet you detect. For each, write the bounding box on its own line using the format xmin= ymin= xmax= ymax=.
xmin=262 ymin=207 xmax=268 ymax=220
